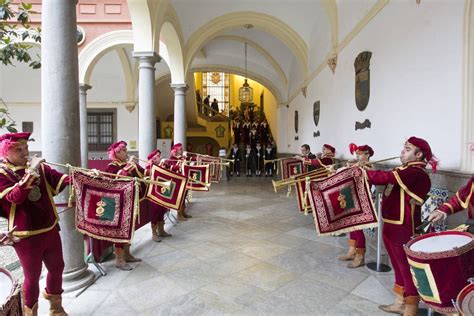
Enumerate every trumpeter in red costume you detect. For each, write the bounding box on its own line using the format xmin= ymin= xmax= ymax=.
xmin=339 ymin=144 xmax=375 ymax=268
xmin=105 ymin=141 xmax=142 ymax=271
xmin=297 ymin=144 xmax=335 ymax=170
xmin=366 ymin=137 xmax=436 ymax=316
xmin=161 ymin=143 xmax=191 ymax=221
xmin=146 ymin=149 xmax=172 ymax=241
xmin=0 ymin=132 xmax=69 ymax=315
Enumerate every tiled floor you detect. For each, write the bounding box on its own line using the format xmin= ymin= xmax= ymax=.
xmin=36 ymin=177 xmax=398 ymax=315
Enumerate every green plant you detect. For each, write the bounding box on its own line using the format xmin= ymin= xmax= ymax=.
xmin=0 ymin=0 xmax=41 ymax=69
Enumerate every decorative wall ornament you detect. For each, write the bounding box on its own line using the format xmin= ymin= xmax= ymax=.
xmin=301 ymin=86 xmax=307 ymax=98
xmin=313 ymin=131 xmax=320 ymax=138
xmin=125 ymin=104 xmax=136 ymax=113
xmin=295 ymin=136 xmax=299 ymax=141
xmin=294 ymin=110 xmax=299 ymax=134
xmin=163 ymin=125 xmax=173 ymax=138
xmin=215 ymin=125 xmax=225 ymax=138
xmin=210 ymin=72 xmax=221 ymax=84
xmin=313 ymin=101 xmax=320 ymax=127
xmin=355 ymin=119 xmax=371 ymax=130
xmin=354 ymin=51 xmax=372 ymax=111
xmin=327 ymin=54 xmax=337 ymax=74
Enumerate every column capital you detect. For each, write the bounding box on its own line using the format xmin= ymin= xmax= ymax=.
xmin=132 ymin=51 xmax=161 ymax=63
xmin=79 ymin=83 xmax=92 ymax=92
xmin=170 ymin=83 xmax=189 ymax=93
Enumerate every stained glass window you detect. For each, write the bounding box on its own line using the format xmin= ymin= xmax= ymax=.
xmin=202 ymin=72 xmax=230 ymax=116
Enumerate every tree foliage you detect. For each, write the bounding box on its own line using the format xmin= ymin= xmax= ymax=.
xmin=0 ymin=1 xmax=41 ymax=132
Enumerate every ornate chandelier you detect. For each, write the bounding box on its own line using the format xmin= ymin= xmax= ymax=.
xmin=239 ymin=42 xmax=253 ymax=103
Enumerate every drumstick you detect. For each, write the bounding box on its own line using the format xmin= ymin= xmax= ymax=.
xmin=415 ymin=221 xmax=432 ymax=234
xmin=0 ymin=226 xmax=17 ymax=243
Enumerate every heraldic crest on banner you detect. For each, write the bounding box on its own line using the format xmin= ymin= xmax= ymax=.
xmin=280 ymin=158 xmax=304 ymax=180
xmin=73 ymin=170 xmax=139 ymax=243
xmin=146 ymin=165 xmax=188 ymax=210
xmin=307 ymin=166 xmax=378 ymax=236
xmin=182 ymin=164 xmax=210 ymax=191
xmin=197 ymin=156 xmax=222 ymax=183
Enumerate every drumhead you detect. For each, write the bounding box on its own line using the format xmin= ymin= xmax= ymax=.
xmin=0 ymin=270 xmax=13 ymax=303
xmin=410 ymin=234 xmax=472 ymax=253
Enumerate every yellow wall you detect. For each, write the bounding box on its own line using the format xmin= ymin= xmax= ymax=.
xmin=194 ymin=72 xmax=203 ymax=96
xmin=229 ymin=75 xmax=265 ymax=111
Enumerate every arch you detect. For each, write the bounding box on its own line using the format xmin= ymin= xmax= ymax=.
xmin=321 ymin=0 xmax=339 ymax=52
xmin=127 ymin=0 xmax=156 ymax=52
xmin=160 ymin=21 xmax=185 ymax=83
xmin=184 ymin=11 xmax=308 ymax=76
xmin=78 ymin=30 xmax=134 ymax=84
xmin=212 ymin=35 xmax=288 ymax=87
xmin=116 ymin=48 xmax=135 ymax=103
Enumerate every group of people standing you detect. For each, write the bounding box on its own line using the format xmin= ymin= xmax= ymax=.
xmin=0 ymin=133 xmax=193 ymax=315
xmin=296 ymin=137 xmax=473 ymax=316
xmin=228 ymin=117 xmax=276 ymax=177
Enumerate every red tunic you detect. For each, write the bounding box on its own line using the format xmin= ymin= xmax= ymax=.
xmin=0 ymin=162 xmax=69 ymax=238
xmin=307 ymin=156 xmax=335 ymax=169
xmin=367 ymin=161 xmax=431 ymax=244
xmin=161 ymin=156 xmax=183 ymax=173
xmin=106 ymin=160 xmax=146 ymax=199
xmin=438 ymin=176 xmax=474 ymax=219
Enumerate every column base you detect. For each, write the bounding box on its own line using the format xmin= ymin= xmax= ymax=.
xmin=62 ymin=264 xmax=95 ymax=293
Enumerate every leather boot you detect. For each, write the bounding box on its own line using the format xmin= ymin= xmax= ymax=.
xmin=379 ymin=290 xmax=405 ymax=314
xmin=151 ymin=223 xmax=161 ymax=242
xmin=43 ymin=292 xmax=68 ymax=316
xmin=183 ymin=208 xmax=192 ymax=219
xmin=123 ymin=244 xmax=142 ymax=262
xmin=115 ymin=247 xmax=132 ymax=271
xmin=403 ymin=296 xmax=419 ymax=316
xmin=339 ymin=239 xmax=356 ymax=261
xmin=158 ymin=220 xmax=172 ymax=237
xmin=347 ymin=248 xmax=365 ymax=268
xmin=23 ymin=303 xmax=38 ymax=316
xmin=178 ymin=209 xmax=188 ymax=221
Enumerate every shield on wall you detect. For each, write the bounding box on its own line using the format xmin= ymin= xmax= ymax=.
xmin=354 ymin=51 xmax=372 ymax=111
xmin=294 ymin=110 xmax=298 ymax=134
xmin=313 ymin=101 xmax=320 ymax=127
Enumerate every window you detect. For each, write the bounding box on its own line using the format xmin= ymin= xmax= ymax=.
xmin=87 ymin=111 xmax=115 ymax=151
xmin=202 ymin=72 xmax=230 ymax=116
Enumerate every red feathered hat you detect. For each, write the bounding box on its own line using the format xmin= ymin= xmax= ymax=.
xmin=0 ymin=132 xmax=31 ymax=143
xmin=407 ymin=136 xmax=438 ymax=172
xmin=107 ymin=141 xmax=127 ymax=152
xmin=356 ymin=144 xmax=374 ymax=157
xmin=323 ymin=144 xmax=335 ymax=154
xmin=147 ymin=149 xmax=161 ymax=161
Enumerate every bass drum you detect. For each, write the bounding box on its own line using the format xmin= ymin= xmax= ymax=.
xmin=0 ymin=267 xmax=22 ymax=316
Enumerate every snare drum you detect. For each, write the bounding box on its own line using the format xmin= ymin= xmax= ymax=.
xmin=0 ymin=268 xmax=22 ymax=316
xmin=404 ymin=231 xmax=474 ymax=314
xmin=456 ymin=282 xmax=474 ymax=316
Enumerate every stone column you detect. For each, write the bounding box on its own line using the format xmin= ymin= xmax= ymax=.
xmin=79 ymin=84 xmax=91 ymax=168
xmin=133 ymin=52 xmax=159 ymax=159
xmin=171 ymin=84 xmax=188 ymax=147
xmin=41 ymin=0 xmax=94 ymax=292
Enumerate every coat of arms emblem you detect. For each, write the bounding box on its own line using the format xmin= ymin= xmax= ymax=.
xmin=354 ymin=51 xmax=372 ymax=111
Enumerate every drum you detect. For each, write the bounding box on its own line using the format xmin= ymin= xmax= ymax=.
xmin=404 ymin=231 xmax=474 ymax=314
xmin=0 ymin=268 xmax=22 ymax=316
xmin=456 ymin=281 xmax=474 ymax=316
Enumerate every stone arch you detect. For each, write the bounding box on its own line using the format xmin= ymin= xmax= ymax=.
xmin=184 ymin=11 xmax=308 ymax=76
xmin=160 ymin=21 xmax=185 ymax=84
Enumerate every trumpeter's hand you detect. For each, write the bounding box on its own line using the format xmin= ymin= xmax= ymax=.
xmin=28 ymin=154 xmax=45 ymax=171
xmin=428 ymin=210 xmax=447 ymax=224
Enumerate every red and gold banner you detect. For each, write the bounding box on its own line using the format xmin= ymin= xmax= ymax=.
xmin=280 ymin=158 xmax=304 ymax=180
xmin=307 ymin=166 xmax=377 ymax=236
xmin=146 ymin=165 xmax=188 ymax=210
xmin=197 ymin=156 xmax=222 ymax=183
xmin=295 ymin=171 xmax=329 ymax=213
xmin=182 ymin=164 xmax=210 ymax=192
xmin=73 ymin=170 xmax=139 ymax=243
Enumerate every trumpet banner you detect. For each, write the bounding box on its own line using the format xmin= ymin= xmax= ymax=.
xmin=197 ymin=156 xmax=222 ymax=183
xmin=182 ymin=164 xmax=210 ymax=192
xmin=280 ymin=158 xmax=304 ymax=180
xmin=146 ymin=165 xmax=189 ymax=210
xmin=307 ymin=166 xmax=378 ymax=236
xmin=295 ymin=172 xmax=328 ymax=213
xmin=73 ymin=170 xmax=139 ymax=243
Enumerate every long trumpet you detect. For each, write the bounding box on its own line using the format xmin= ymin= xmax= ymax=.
xmin=272 ymin=169 xmax=329 ymax=192
xmin=184 ymin=151 xmax=234 ymax=163
xmin=44 ymin=161 xmax=171 ymax=188
xmin=263 ymin=157 xmax=292 ymax=165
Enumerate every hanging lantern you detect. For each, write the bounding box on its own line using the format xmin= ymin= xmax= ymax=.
xmin=239 ymin=42 xmax=253 ymax=103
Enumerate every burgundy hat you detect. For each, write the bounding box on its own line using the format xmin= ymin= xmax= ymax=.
xmin=147 ymin=149 xmax=161 ymax=161
xmin=171 ymin=143 xmax=183 ymax=151
xmin=0 ymin=132 xmax=31 ymax=143
xmin=323 ymin=144 xmax=335 ymax=153
xmin=407 ymin=136 xmax=438 ymax=172
xmin=107 ymin=141 xmax=127 ymax=152
xmin=356 ymin=145 xmax=374 ymax=157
